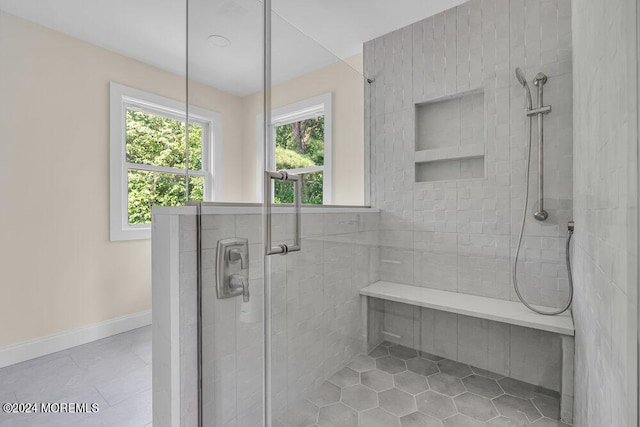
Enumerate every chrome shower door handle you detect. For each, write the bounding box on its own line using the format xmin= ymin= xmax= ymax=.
xmin=265 ymin=170 xmax=302 ymax=255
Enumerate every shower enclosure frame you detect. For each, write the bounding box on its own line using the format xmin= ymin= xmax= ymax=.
xmin=262 ymin=1 xmax=273 ymax=425
xmin=158 ymin=0 xmax=640 ymax=425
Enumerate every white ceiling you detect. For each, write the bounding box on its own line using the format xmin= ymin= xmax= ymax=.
xmin=0 ymin=0 xmax=466 ymax=96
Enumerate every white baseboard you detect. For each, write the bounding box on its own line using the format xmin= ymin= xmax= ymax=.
xmin=0 ymin=310 xmax=152 ymax=369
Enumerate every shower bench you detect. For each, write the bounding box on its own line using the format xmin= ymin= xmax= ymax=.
xmin=360 ymin=280 xmax=575 ymax=423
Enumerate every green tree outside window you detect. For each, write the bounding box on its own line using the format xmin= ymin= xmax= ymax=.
xmin=274 ymin=116 xmax=324 ymax=205
xmin=126 ymin=109 xmax=204 ymax=224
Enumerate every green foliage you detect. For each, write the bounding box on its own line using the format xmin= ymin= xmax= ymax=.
xmin=124 ymin=110 xmax=326 ymax=223
xmin=274 ymin=116 xmax=325 ymax=204
xmin=126 ymin=110 xmax=203 ymax=224
xmin=126 ymin=109 xmax=202 ymax=169
xmin=275 ymin=146 xmax=314 ymax=169
xmin=302 ymin=172 xmax=323 ymax=205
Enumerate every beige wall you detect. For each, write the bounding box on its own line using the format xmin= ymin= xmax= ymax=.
xmin=0 ymin=11 xmax=365 ymax=347
xmin=0 ymin=11 xmax=245 ymax=346
xmin=241 ymin=55 xmax=365 ymax=205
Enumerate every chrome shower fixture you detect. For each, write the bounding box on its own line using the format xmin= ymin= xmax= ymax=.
xmin=512 ymin=68 xmax=573 ymax=316
xmin=515 ymin=67 xmax=532 ymax=110
xmin=533 ymin=72 xmax=548 ymax=86
xmin=515 ymin=68 xmax=551 ymax=222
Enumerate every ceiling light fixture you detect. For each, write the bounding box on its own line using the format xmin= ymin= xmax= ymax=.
xmin=207 ymin=35 xmax=231 ymax=47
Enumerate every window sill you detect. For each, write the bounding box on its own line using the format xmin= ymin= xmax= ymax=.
xmin=110 ymin=226 xmax=151 ymax=241
xmin=151 ymin=204 xmax=378 ymax=216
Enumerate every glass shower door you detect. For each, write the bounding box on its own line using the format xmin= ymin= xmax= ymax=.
xmin=188 ymin=0 xmax=369 ymax=425
xmin=187 ymin=0 xmax=266 ymax=426
xmin=264 ymin=5 xmax=371 ymax=426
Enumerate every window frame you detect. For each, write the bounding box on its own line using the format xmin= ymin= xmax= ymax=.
xmin=257 ymin=93 xmax=333 ymax=204
xmin=109 ymin=82 xmax=222 ymax=241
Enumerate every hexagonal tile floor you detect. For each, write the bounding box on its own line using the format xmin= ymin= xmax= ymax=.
xmin=277 ymin=342 xmax=571 ymax=426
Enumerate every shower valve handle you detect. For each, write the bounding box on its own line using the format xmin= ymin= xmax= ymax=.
xmin=229 ymin=248 xmax=248 ymax=269
xmin=230 ymin=275 xmax=250 ymax=303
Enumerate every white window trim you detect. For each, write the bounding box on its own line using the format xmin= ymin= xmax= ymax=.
xmin=255 ymin=93 xmax=333 ymax=204
xmin=109 ymin=82 xmax=222 ymax=241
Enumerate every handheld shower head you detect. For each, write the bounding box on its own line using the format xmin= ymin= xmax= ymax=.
xmin=515 ymin=67 xmax=533 ymax=110
xmin=515 ymin=67 xmax=527 ymax=86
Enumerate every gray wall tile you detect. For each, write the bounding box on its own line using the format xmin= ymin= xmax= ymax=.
xmin=365 ymin=0 xmax=574 ymax=309
xmin=572 ymin=0 xmax=639 ymax=424
xmin=171 ymin=211 xmax=382 ymax=424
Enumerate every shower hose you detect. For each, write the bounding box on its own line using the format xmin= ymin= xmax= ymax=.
xmin=513 ymin=116 xmax=574 ymax=315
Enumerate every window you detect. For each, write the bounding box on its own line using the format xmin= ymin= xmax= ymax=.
xmin=260 ymin=93 xmax=332 ymax=205
xmin=110 ymin=83 xmax=221 ymax=241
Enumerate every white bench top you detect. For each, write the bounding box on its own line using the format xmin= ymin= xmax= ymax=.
xmin=360 ymin=281 xmax=574 ymax=336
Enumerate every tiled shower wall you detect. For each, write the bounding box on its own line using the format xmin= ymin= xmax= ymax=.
xmin=572 ymin=0 xmax=639 ymax=425
xmin=155 ymin=205 xmax=570 ymax=427
xmin=175 ymin=209 xmax=380 ymax=426
xmin=365 ymin=0 xmax=573 ymax=308
xmin=363 ymin=0 xmax=572 ymax=393
xmin=370 ymin=300 xmax=564 ymax=392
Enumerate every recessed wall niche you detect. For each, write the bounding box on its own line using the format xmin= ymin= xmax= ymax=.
xmin=415 ymin=89 xmax=485 ymax=182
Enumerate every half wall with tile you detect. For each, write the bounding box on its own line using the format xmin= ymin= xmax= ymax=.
xmin=152 ymin=206 xmax=380 ymax=426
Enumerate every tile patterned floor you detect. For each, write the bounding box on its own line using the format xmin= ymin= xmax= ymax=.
xmin=0 ymin=330 xmax=571 ymax=427
xmin=280 ymin=341 xmax=571 ymax=427
xmin=0 ymin=326 xmax=152 ymax=427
